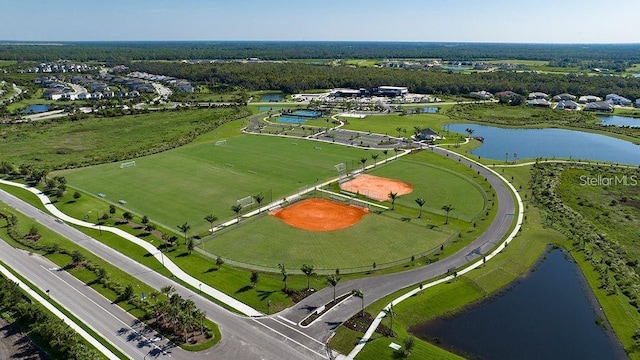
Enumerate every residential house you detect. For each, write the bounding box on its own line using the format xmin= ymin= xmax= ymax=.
xmin=469 ymin=90 xmax=493 ymax=100
xmin=605 ymin=94 xmax=632 ymax=106
xmin=578 ymin=95 xmax=602 ymax=104
xmin=552 ymin=93 xmax=576 ymax=101
xmin=495 ymin=91 xmax=519 ymax=99
xmin=554 ymin=100 xmax=580 ymax=110
xmin=636 ymin=99 xmax=640 ymax=108
xmin=583 ymin=101 xmax=614 ymax=112
xmin=527 ymin=98 xmax=551 ymax=107
xmin=528 ymin=92 xmax=549 ymax=100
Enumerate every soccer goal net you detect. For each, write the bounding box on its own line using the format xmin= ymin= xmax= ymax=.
xmin=215 ymin=139 xmax=227 ymax=146
xmin=120 ymin=161 xmax=136 ymax=169
xmin=237 ymin=196 xmax=255 ymax=208
xmin=334 ymin=162 xmax=346 ymax=173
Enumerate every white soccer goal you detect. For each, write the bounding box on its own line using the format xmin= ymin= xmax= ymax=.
xmin=215 ymin=139 xmax=227 ymax=146
xmin=236 ymin=196 xmax=255 ymax=208
xmin=334 ymin=163 xmax=346 ymax=173
xmin=120 ymin=161 xmax=136 ymax=169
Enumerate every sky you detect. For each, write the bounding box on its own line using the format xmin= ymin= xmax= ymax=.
xmin=2 ymin=0 xmax=639 ymax=43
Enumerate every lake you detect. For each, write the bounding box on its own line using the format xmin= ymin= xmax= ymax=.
xmin=449 ymin=124 xmax=640 ymax=165
xmin=599 ymin=115 xmax=640 ymax=128
xmin=21 ymin=104 xmax=50 ymax=114
xmin=410 ymin=250 xmax=626 ymax=360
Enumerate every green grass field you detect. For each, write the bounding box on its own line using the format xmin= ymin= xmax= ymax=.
xmin=204 ymin=209 xmax=451 ymax=271
xmin=61 ymin=135 xmax=384 ymax=233
xmin=1 ymin=108 xmax=248 ymax=168
xmin=367 ymin=151 xmax=487 ymax=221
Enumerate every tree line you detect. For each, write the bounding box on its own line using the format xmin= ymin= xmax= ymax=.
xmin=130 ymin=61 xmax=640 ymax=100
xmin=3 ymin=41 xmax=640 ymax=63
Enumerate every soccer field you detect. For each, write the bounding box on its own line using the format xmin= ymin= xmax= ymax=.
xmin=60 ymin=135 xmax=383 ymax=233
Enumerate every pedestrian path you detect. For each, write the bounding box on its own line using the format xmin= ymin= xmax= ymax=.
xmin=0 ymin=178 xmax=263 ymax=317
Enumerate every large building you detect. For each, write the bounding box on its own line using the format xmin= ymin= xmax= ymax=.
xmin=377 ymin=86 xmax=408 ymax=97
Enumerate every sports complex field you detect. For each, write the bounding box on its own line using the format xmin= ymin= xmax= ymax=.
xmin=365 ymin=152 xmax=488 ymax=221
xmin=60 ymin=134 xmax=384 ymax=233
xmin=205 ymin=207 xmax=452 ymax=271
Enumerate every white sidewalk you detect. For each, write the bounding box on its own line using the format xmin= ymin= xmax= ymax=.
xmin=0 ymin=178 xmax=262 ymax=317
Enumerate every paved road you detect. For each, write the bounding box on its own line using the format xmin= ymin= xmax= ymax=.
xmin=275 ymin=145 xmax=517 ymax=343
xmin=0 ymin=238 xmax=178 ymax=360
xmin=0 ymin=192 xmax=327 ymax=360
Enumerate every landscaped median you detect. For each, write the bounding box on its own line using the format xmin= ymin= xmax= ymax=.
xmin=0 ymin=177 xmax=263 ymax=317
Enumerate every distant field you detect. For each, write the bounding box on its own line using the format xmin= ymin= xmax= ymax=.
xmin=1 ymin=108 xmax=247 ymax=168
xmin=368 ymin=151 xmax=487 ymax=221
xmin=61 ymin=135 xmax=383 ymax=233
xmin=205 ymin=205 xmax=451 ymax=271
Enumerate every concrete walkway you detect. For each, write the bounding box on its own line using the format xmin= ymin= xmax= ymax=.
xmin=0 ymin=178 xmax=262 ymax=317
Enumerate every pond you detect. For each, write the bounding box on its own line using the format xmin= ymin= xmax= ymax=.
xmin=410 ymin=250 xmax=626 ymax=360
xmin=21 ymin=104 xmax=50 ymax=114
xmin=277 ymin=116 xmax=306 ymax=124
xmin=449 ymin=124 xmax=640 ymax=165
xmin=599 ymin=115 xmax=640 ymax=128
xmin=260 ymin=93 xmax=284 ymax=102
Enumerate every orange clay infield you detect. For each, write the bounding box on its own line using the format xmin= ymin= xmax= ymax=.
xmin=271 ymin=198 xmax=368 ymax=232
xmin=339 ymin=174 xmax=413 ymax=201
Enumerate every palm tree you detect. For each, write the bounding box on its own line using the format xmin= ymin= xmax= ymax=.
xmin=250 ymin=271 xmax=259 ymax=288
xmin=359 ymin=157 xmax=367 ymax=170
xmin=231 ymin=204 xmax=243 ymax=223
xmin=301 ymin=264 xmax=316 ymax=290
xmin=327 ymin=274 xmax=341 ymax=303
xmin=352 ymin=289 xmax=364 ymax=317
xmin=371 ymin=153 xmax=379 ymax=167
xmin=278 ymin=263 xmax=288 ymax=290
xmin=388 ymin=191 xmax=398 ymax=210
xmin=177 ymin=222 xmax=191 ymax=244
xmin=186 ymin=238 xmax=195 ymax=254
xmin=442 ymin=204 xmax=455 ymax=224
xmin=204 ymin=214 xmax=218 ymax=233
xmin=413 ymin=126 xmax=421 ymax=137
xmin=415 ymin=198 xmax=426 ymax=218
xmin=383 ymin=304 xmax=396 ymax=337
xmin=382 ymin=149 xmax=388 ymax=162
xmin=465 ymin=127 xmax=475 ymax=138
xmin=253 ymin=193 xmax=265 ymax=212
xmin=395 ymin=126 xmax=402 ymax=137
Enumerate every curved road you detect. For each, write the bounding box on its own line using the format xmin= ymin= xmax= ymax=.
xmin=274 ymin=145 xmax=517 ymax=344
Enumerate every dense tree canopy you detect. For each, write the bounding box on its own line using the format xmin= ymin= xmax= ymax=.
xmin=130 ymin=61 xmax=640 ymax=99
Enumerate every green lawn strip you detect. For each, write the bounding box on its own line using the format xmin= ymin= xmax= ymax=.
xmin=0 ymin=205 xmax=223 ymax=350
xmin=0 ymin=260 xmax=115 ymax=360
